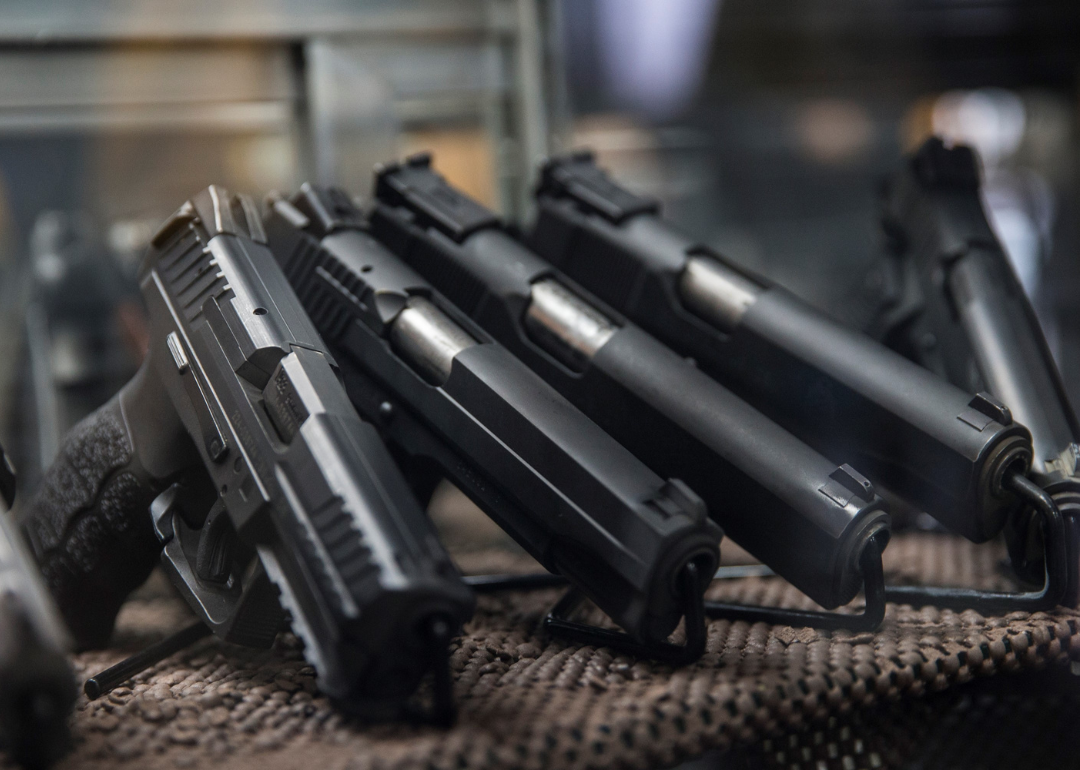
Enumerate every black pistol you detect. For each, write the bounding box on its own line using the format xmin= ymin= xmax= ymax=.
xmin=367 ymin=155 xmax=892 ymax=631
xmin=881 ymin=137 xmax=1080 ymax=604
xmin=0 ymin=448 xmax=75 ymax=769
xmin=530 ymin=151 xmax=1067 ymax=613
xmin=263 ymin=184 xmax=722 ymax=658
xmin=20 ymin=186 xmax=474 ymax=718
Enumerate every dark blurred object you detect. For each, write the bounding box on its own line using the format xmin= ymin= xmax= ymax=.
xmin=15 ymin=211 xmax=142 ymax=490
xmin=0 ymin=446 xmax=76 ymax=769
xmin=878 ymin=136 xmax=1080 ymax=602
xmin=702 ymin=2 xmax=1080 ymax=95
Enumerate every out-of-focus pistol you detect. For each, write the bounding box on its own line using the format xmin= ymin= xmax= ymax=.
xmin=263 ymin=184 xmax=722 ymax=659
xmin=529 ymin=151 xmax=1068 ymax=614
xmin=0 ymin=447 xmax=75 ymax=769
xmin=880 ymin=137 xmax=1080 ymax=604
xmin=20 ymin=186 xmax=474 ymax=719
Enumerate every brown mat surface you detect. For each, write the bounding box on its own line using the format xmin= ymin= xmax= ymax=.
xmin=733 ymin=665 xmax=1080 ymax=770
xmin=12 ymin=534 xmax=1080 ymax=770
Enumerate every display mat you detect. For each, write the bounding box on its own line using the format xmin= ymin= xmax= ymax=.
xmin=726 ymin=665 xmax=1080 ymax=770
xmin=15 ymin=533 xmax=1080 ymax=770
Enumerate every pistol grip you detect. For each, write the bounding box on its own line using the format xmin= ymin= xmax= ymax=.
xmin=20 ymin=370 xmax=190 ymax=650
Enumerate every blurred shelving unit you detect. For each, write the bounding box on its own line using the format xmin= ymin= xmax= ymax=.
xmin=0 ymin=0 xmax=565 ymax=221
xmin=0 ymin=0 xmax=566 ymax=482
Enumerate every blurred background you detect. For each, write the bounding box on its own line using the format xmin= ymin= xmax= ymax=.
xmin=1 ymin=0 xmax=1079 ymax=506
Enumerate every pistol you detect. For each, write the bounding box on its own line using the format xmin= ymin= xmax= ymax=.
xmin=366 ymin=155 xmax=892 ymax=629
xmin=0 ymin=447 xmax=75 ymax=769
xmin=529 ymin=152 xmax=1067 ymax=612
xmin=263 ymin=184 xmax=722 ymax=653
xmin=20 ymin=186 xmax=474 ymax=717
xmin=880 ymin=137 xmax=1080 ymax=602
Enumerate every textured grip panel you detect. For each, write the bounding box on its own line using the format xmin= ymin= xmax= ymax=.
xmin=21 ymin=396 xmax=166 ymax=650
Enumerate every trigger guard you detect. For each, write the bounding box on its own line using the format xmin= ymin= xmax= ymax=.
xmin=154 ymin=488 xmax=283 ymax=647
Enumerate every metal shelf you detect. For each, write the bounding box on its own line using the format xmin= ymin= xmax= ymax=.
xmin=0 ymin=0 xmax=561 ymax=218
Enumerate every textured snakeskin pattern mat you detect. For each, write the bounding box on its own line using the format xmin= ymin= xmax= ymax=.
xmin=6 ymin=532 xmax=1080 ymax=770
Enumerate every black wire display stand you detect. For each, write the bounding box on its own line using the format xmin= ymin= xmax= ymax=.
xmin=467 ymin=475 xmax=1072 ymax=662
xmin=884 ymin=474 xmax=1069 ymax=614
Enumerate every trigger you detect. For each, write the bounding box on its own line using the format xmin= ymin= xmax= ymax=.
xmin=151 ymin=482 xmax=216 ymax=545
xmin=151 ymin=485 xmax=182 ymax=544
xmin=196 ymin=502 xmax=239 ymax=584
